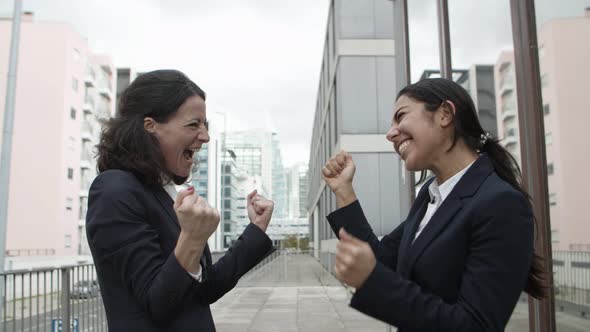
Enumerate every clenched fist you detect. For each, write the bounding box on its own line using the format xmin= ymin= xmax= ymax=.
xmin=334 ymin=228 xmax=376 ymax=288
xmin=322 ymin=151 xmax=357 ymax=208
xmin=174 ymin=186 xmax=220 ymax=243
xmin=247 ymin=190 xmax=274 ymax=232
xmin=173 ymin=186 xmax=220 ymax=274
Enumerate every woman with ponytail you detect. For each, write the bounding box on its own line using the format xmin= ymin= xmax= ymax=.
xmin=321 ymin=78 xmax=547 ymax=331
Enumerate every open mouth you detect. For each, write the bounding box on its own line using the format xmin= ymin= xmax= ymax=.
xmin=183 ymin=149 xmax=196 ymax=162
xmin=398 ymin=140 xmax=412 ymax=156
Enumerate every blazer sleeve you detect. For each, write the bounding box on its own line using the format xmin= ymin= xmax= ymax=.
xmin=348 ymin=190 xmax=534 ymax=331
xmin=326 ymin=200 xmax=405 ymax=271
xmin=196 ymin=222 xmax=275 ymax=304
xmin=86 ymin=172 xmax=273 ymax=324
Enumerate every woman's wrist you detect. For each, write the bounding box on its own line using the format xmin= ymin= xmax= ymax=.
xmin=175 ymin=232 xmax=206 ymax=273
xmin=335 ymin=187 xmax=357 ymax=208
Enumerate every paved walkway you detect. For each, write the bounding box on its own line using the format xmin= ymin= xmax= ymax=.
xmin=211 ymin=252 xmax=590 ymax=332
xmin=507 ymin=300 xmax=590 ymax=332
xmin=211 ymin=252 xmax=388 ymax=332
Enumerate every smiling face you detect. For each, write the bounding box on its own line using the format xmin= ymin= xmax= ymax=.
xmin=386 ymin=95 xmax=450 ymax=171
xmin=144 ymin=95 xmax=210 ymax=179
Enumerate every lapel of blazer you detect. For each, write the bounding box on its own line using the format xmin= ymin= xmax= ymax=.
xmin=403 ymin=153 xmax=495 ymax=277
xmin=397 ymin=178 xmax=433 ymax=277
xmin=152 ymin=186 xmax=181 ymax=230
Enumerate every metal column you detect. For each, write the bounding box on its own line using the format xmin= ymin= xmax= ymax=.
xmin=436 ymin=0 xmax=452 ymax=79
xmin=509 ymin=0 xmax=556 ymax=331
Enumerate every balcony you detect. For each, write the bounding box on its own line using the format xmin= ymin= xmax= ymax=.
xmin=81 ymin=120 xmax=94 ymax=134
xmin=500 ymin=76 xmax=514 ymax=92
xmin=81 ymin=121 xmax=94 ymax=141
xmin=502 ymin=108 xmax=517 ymax=121
xmin=98 ymin=87 xmax=112 ymax=101
xmin=80 ymin=159 xmax=92 ymax=170
xmin=85 ymin=66 xmax=96 ymax=87
xmin=84 ymin=74 xmax=95 ymax=87
xmin=504 ymin=135 xmax=518 ymax=148
xmin=505 ymin=127 xmax=518 ymax=138
xmin=100 ymin=64 xmax=112 ymax=76
xmin=80 ymin=177 xmax=93 ymax=194
xmin=80 ymin=147 xmax=93 ymax=165
xmin=83 ymin=95 xmax=95 ymax=114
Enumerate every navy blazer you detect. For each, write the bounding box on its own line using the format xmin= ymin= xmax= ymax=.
xmin=327 ymin=154 xmax=534 ymax=331
xmin=86 ymin=170 xmax=274 ymax=332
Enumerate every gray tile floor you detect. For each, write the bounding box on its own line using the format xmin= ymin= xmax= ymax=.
xmin=211 ymin=252 xmax=590 ymax=332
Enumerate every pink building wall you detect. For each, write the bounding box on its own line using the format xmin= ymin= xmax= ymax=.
xmin=539 ymin=14 xmax=590 ymax=251
xmin=0 ymin=14 xmax=114 ymax=265
xmin=494 ymin=13 xmax=590 ymax=251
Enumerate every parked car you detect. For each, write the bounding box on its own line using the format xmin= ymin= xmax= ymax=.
xmin=70 ymin=280 xmax=100 ymax=299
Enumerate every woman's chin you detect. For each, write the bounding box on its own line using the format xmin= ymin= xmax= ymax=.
xmin=172 ymin=174 xmax=189 ymax=185
xmin=403 ymin=157 xmax=421 ymax=172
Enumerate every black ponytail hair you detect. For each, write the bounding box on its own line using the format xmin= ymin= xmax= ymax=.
xmin=397 ymin=78 xmax=548 ymax=299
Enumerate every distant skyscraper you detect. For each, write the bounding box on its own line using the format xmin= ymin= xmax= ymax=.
xmin=271 ymin=133 xmax=287 ymax=218
xmin=286 ymin=163 xmax=309 ymax=219
xmin=223 ymin=129 xmax=286 ymax=207
xmin=219 ymin=157 xmax=242 ymax=248
xmin=0 ymin=13 xmax=116 ymax=268
xmin=192 ymin=145 xmax=210 ymax=201
xmin=297 ymin=165 xmax=309 ymax=218
xmin=224 ymin=130 xmax=273 ymax=196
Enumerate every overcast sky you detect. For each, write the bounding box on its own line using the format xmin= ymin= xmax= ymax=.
xmin=1 ymin=0 xmax=588 ymax=166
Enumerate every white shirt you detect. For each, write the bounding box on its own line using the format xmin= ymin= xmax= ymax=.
xmin=163 ymin=181 xmax=203 ymax=282
xmin=413 ymin=160 xmax=476 ymax=242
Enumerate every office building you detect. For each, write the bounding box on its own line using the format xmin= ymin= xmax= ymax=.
xmin=0 ymin=13 xmax=116 ymax=268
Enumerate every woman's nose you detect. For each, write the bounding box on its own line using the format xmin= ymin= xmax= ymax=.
xmin=199 ymin=128 xmax=210 ymax=143
xmin=386 ymin=126 xmax=399 ymax=142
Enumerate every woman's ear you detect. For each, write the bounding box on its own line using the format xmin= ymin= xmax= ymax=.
xmin=439 ymin=100 xmax=456 ymax=128
xmin=144 ymin=117 xmax=157 ymax=133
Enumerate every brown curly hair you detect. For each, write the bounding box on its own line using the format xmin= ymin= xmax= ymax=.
xmin=96 ymin=69 xmax=206 ymax=187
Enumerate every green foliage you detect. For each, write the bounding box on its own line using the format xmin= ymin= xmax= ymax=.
xmin=281 ymin=235 xmax=309 ymax=250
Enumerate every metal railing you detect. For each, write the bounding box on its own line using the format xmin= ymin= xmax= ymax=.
xmin=1 ymin=264 xmax=107 ymax=332
xmin=553 ymin=251 xmax=590 ymax=317
xmin=5 ymin=250 xmax=55 ymax=258
xmin=239 ymin=250 xmax=282 ymax=279
xmin=210 ymin=249 xmax=282 ymax=277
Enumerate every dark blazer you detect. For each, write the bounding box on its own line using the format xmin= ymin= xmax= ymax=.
xmin=86 ymin=170 xmax=274 ymax=332
xmin=327 ymin=154 xmax=534 ymax=332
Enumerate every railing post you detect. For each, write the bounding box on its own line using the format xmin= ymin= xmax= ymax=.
xmin=61 ymin=267 xmax=71 ymax=332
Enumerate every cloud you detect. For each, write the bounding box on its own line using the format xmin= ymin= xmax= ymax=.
xmin=406 ymin=0 xmax=589 ymax=80
xmin=0 ymin=0 xmax=329 ymax=167
xmin=1 ymin=0 xmax=587 ymax=167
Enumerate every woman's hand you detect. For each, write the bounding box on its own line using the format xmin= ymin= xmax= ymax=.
xmin=334 ymin=228 xmax=376 ymax=289
xmin=322 ymin=151 xmax=357 ymax=207
xmin=173 ymin=187 xmax=220 ymax=273
xmin=174 ymin=187 xmax=220 ymax=242
xmin=247 ymin=190 xmax=274 ymax=232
